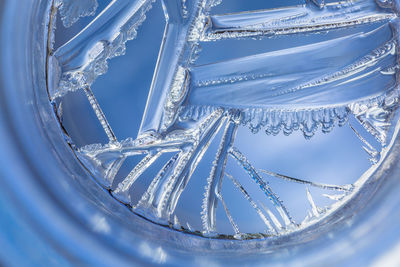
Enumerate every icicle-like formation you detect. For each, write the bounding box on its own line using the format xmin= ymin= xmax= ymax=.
xmin=79 ymin=137 xmax=157 ymax=159
xmin=135 ymin=153 xmax=179 ymax=209
xmin=179 ymin=106 xmax=350 ymax=139
xmin=189 ymin=26 xmax=397 ymax=138
xmin=306 ymin=188 xmax=320 ymax=218
xmin=229 ymin=147 xmax=295 ymax=226
xmin=226 ymin=173 xmax=276 ymax=234
xmin=248 ymin=107 xmax=348 ymax=139
xmin=202 ymin=114 xmax=238 ymax=234
xmin=50 ymin=0 xmax=400 ymax=238
xmin=50 ymin=0 xmax=155 ymax=98
xmin=77 ymin=149 xmax=126 ymax=188
xmin=349 ymin=89 xmax=400 ymax=146
xmin=178 ymin=105 xmax=219 ymax=122
xmin=135 ymin=109 xmax=224 ymax=221
xmin=258 ymin=168 xmax=353 ymax=192
xmin=83 ymin=86 xmax=117 ymax=143
xmin=188 ymin=23 xmax=397 ymax=138
xmin=259 ymin=202 xmax=283 ymax=230
xmin=152 ymin=148 xmax=193 ymax=220
xmin=215 ymin=190 xmax=241 ymax=237
xmin=113 ymin=151 xmax=162 ymax=203
xmin=77 ymin=137 xmax=171 ymax=188
xmin=78 ymin=132 xmax=191 ymax=161
xmin=349 ymin=122 xmax=380 ymax=164
xmin=203 ymin=0 xmax=396 ymax=41
xmin=135 ymin=153 xmax=180 ymax=211
xmin=58 ymin=0 xmax=98 ymax=28
xmin=155 ymin=110 xmax=225 ymax=221
xmin=78 ymin=108 xmax=224 ymax=177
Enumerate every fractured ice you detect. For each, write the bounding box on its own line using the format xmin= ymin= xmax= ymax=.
xmin=49 ymin=0 xmax=400 ymax=238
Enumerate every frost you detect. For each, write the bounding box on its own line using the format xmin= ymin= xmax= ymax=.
xmin=226 ymin=173 xmax=276 ymax=234
xmin=258 ymin=169 xmax=353 ymax=192
xmin=215 ymin=186 xmax=241 ymax=237
xmin=162 ymin=66 xmax=190 ymax=130
xmin=58 ymin=0 xmax=98 ymax=28
xmin=202 ymin=113 xmax=238 ymax=234
xmin=189 ymin=24 xmax=398 ymax=138
xmin=349 ymin=93 xmax=400 ymax=146
xmin=113 ymin=151 xmax=162 ymax=203
xmin=229 ymin=146 xmax=295 ymax=226
xmin=349 ymin=122 xmax=380 ymax=164
xmin=50 ymin=0 xmax=400 ymax=238
xmin=83 ymin=86 xmax=117 ymax=143
xmin=306 ymin=188 xmax=321 ymax=218
xmin=203 ymin=1 xmax=396 ymax=41
xmin=50 ymin=0 xmax=156 ymax=99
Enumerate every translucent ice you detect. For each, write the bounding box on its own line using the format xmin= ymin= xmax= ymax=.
xmin=50 ymin=0 xmax=400 ymax=238
xmin=58 ymin=0 xmax=98 ymax=28
xmin=50 ymin=0 xmax=155 ymax=98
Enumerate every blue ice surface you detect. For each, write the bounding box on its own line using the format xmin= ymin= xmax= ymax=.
xmin=59 ymin=0 xmax=374 ymax=223
xmin=1 ymin=0 xmax=397 ymax=265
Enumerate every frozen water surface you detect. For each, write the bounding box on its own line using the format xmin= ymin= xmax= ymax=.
xmin=47 ymin=0 xmax=400 ymax=238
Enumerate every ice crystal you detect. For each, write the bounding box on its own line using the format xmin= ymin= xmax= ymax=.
xmin=49 ymin=0 xmax=400 ymax=238
xmin=58 ymin=0 xmax=98 ymax=28
xmin=50 ymin=0 xmax=156 ymax=98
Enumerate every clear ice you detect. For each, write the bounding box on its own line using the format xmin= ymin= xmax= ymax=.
xmin=58 ymin=0 xmax=99 ymax=28
xmin=48 ymin=0 xmax=400 ymax=238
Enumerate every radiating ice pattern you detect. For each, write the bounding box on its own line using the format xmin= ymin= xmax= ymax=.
xmin=47 ymin=0 xmax=400 ymax=239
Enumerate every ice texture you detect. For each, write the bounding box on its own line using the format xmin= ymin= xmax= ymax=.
xmin=204 ymin=1 xmax=396 ymax=41
xmin=50 ymin=0 xmax=400 ymax=238
xmin=50 ymin=0 xmax=155 ymax=98
xmin=58 ymin=0 xmax=98 ymax=28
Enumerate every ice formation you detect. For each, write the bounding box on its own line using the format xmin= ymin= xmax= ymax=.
xmin=48 ymin=0 xmax=400 ymax=238
xmin=58 ymin=0 xmax=98 ymax=28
